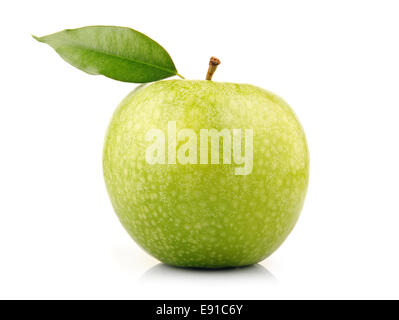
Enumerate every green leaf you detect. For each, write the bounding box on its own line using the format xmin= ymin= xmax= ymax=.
xmin=33 ymin=26 xmax=180 ymax=83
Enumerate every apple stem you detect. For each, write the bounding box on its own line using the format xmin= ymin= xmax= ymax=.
xmin=206 ymin=57 xmax=221 ymax=80
xmin=177 ymin=73 xmax=185 ymax=79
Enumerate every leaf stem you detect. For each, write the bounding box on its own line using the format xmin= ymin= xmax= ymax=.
xmin=177 ymin=73 xmax=185 ymax=79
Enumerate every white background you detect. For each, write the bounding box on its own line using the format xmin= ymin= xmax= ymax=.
xmin=1 ymin=0 xmax=398 ymax=299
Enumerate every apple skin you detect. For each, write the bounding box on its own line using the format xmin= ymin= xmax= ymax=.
xmin=103 ymin=80 xmax=309 ymax=268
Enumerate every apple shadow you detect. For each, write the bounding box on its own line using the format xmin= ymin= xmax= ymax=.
xmin=138 ymin=263 xmax=277 ymax=285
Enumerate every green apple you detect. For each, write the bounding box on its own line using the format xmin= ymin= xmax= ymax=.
xmin=103 ymin=80 xmax=309 ymax=268
xmin=34 ymin=26 xmax=309 ymax=268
